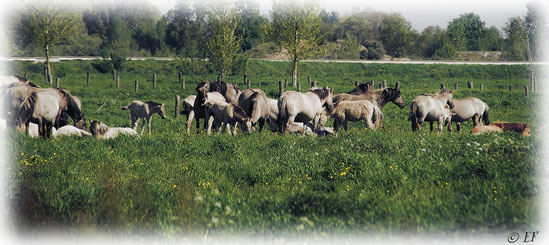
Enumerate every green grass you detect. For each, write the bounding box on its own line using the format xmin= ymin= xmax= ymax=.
xmin=4 ymin=60 xmax=541 ymax=237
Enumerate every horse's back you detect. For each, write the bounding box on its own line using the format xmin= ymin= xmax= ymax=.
xmin=452 ymin=97 xmax=487 ymax=121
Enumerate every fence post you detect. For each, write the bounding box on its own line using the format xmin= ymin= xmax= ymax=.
xmin=297 ymin=82 xmax=302 ymax=92
xmin=244 ymin=74 xmax=247 ymax=86
xmin=153 ymin=73 xmax=157 ymax=89
xmin=395 ymin=82 xmax=400 ymax=90
xmin=135 ymin=80 xmax=139 ymax=93
xmin=355 ymin=81 xmax=359 ymax=87
xmin=175 ymin=95 xmax=180 ymax=118
xmin=55 ymin=77 xmax=59 ymax=88
xmin=258 ymin=80 xmax=261 ymax=89
xmin=279 ymin=80 xmax=284 ymax=97
xmin=480 ymin=84 xmax=483 ymax=91
xmin=113 ymin=70 xmax=116 ymax=82
xmin=525 ymin=85 xmax=528 ymax=96
xmin=455 ymin=82 xmax=458 ymax=91
xmin=116 ymin=76 xmax=120 ymax=88
xmin=467 ymin=81 xmax=473 ymax=89
xmin=531 ymin=70 xmax=534 ymax=92
xmin=24 ymin=71 xmax=28 ymax=80
xmin=308 ymin=76 xmax=311 ymax=86
xmin=440 ymin=83 xmax=445 ymax=90
xmin=371 ymin=80 xmax=375 ymax=88
xmin=247 ymin=79 xmax=251 ymax=89
xmin=383 ymin=80 xmax=387 ymax=89
xmin=311 ymin=80 xmax=317 ymax=88
xmin=285 ymin=78 xmax=288 ymax=88
xmin=509 ymin=84 xmax=512 ymax=91
xmin=86 ymin=72 xmax=90 ymax=87
xmin=181 ymin=78 xmax=185 ymax=90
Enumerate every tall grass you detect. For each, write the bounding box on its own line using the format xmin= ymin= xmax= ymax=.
xmin=5 ymin=60 xmax=541 ymax=236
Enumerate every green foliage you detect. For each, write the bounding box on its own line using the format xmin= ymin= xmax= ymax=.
xmin=363 ymin=40 xmax=385 ymax=60
xmin=379 ymin=13 xmax=413 ymax=57
xmin=503 ymin=17 xmax=528 ymax=61
xmin=206 ymin=4 xmax=242 ymax=80
xmin=447 ymin=13 xmax=487 ymax=51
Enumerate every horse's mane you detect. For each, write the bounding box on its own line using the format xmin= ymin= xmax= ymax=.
xmin=247 ymin=91 xmax=260 ymax=120
xmin=55 ymin=88 xmax=83 ymax=119
xmin=348 ymin=83 xmax=372 ymax=94
xmin=13 ymin=76 xmax=27 ymax=82
xmin=439 ymin=88 xmax=452 ymax=94
xmin=196 ymin=82 xmax=208 ymax=92
xmin=382 ymin=87 xmax=401 ymax=98
xmin=232 ymin=103 xmax=249 ymax=119
xmin=310 ymin=87 xmax=331 ymax=100
xmin=145 ymin=101 xmax=163 ymax=107
xmin=90 ymin=120 xmax=109 ymax=137
xmin=211 ymin=81 xmax=242 ymax=95
xmin=17 ymin=91 xmax=37 ymax=125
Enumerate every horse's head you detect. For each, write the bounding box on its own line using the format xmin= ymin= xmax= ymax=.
xmin=440 ymin=89 xmax=455 ymax=109
xmin=210 ymin=81 xmax=223 ymax=93
xmin=74 ymin=116 xmax=86 ymax=130
xmin=312 ymin=87 xmax=335 ymax=112
xmin=233 ymin=105 xmax=252 ymax=132
xmin=89 ymin=120 xmax=105 ymax=136
xmin=386 ymin=88 xmax=405 ymax=109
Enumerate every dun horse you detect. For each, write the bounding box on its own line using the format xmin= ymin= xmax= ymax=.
xmin=449 ymin=97 xmax=490 ymax=132
xmin=122 ymin=100 xmax=167 ymax=135
xmin=328 ymin=100 xmax=383 ymax=132
xmin=179 ymin=95 xmax=196 ymax=135
xmin=89 ymin=120 xmax=139 ymax=139
xmin=278 ymin=87 xmax=334 ymax=134
xmin=203 ymin=98 xmax=252 ymax=135
xmin=192 ymin=82 xmax=226 ymax=135
xmin=408 ymin=89 xmax=455 ymax=133
xmin=333 ymin=87 xmax=405 ymax=110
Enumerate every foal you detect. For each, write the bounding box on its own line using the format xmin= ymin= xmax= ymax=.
xmin=121 ymin=100 xmax=166 ymax=135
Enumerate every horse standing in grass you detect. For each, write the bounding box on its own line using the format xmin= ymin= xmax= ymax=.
xmin=278 ymin=87 xmax=334 ymax=134
xmin=89 ymin=120 xmax=138 ymax=139
xmin=328 ymin=100 xmax=384 ymax=132
xmin=408 ymin=89 xmax=455 ymax=133
xmin=121 ymin=100 xmax=166 ymax=135
xmin=210 ymin=81 xmax=270 ymax=132
xmin=203 ymin=98 xmax=252 ymax=135
xmin=333 ymin=87 xmax=405 ymax=110
xmin=179 ymin=95 xmax=196 ymax=135
xmin=16 ymin=91 xmax=60 ymax=138
xmin=449 ymin=97 xmax=490 ymax=132
xmin=347 ymin=83 xmax=372 ymax=95
xmin=193 ymin=82 xmax=226 ymax=135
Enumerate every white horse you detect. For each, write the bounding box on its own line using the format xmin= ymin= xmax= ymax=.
xmin=203 ymin=98 xmax=252 ymax=135
xmin=26 ymin=123 xmax=91 ymax=138
xmin=89 ymin=120 xmax=138 ymax=139
xmin=179 ymin=95 xmax=196 ymax=135
xmin=17 ymin=91 xmax=60 ymax=138
xmin=409 ymin=89 xmax=455 ymax=133
xmin=450 ymin=97 xmax=490 ymax=132
xmin=278 ymin=87 xmax=334 ymax=134
xmin=121 ymin=100 xmax=166 ymax=135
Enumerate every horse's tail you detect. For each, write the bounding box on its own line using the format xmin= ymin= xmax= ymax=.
xmin=482 ymin=103 xmax=490 ymax=125
xmin=409 ymin=101 xmax=418 ymax=131
xmin=277 ymin=95 xmax=289 ymax=133
xmin=121 ymin=103 xmax=131 ymax=110
xmin=16 ymin=91 xmax=37 ymax=127
xmin=372 ymin=106 xmax=384 ymax=128
xmin=248 ymin=91 xmax=260 ymax=122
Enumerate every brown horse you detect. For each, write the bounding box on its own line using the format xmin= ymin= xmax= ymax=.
xmin=210 ymin=80 xmax=242 ymax=104
xmin=333 ymin=87 xmax=405 ymax=110
xmin=347 ymin=82 xmax=373 ymax=95
xmin=489 ymin=122 xmax=531 ymax=136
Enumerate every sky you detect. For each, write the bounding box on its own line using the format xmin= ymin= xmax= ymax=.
xmin=153 ymin=0 xmax=536 ymax=31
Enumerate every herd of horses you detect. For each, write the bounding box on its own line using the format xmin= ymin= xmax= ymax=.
xmin=1 ymin=75 xmax=530 ymax=139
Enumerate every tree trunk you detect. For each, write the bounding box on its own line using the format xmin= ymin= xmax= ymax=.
xmin=44 ymin=44 xmax=52 ymax=84
xmin=292 ymin=59 xmax=298 ymax=87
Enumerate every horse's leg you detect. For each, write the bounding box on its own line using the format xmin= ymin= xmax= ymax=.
xmin=456 ymin=122 xmax=461 ymax=133
xmin=429 ymin=121 xmax=434 ymax=132
xmin=141 ymin=118 xmax=147 ymax=135
xmin=131 ymin=116 xmax=138 ymax=131
xmin=285 ymin=115 xmax=296 ymax=134
xmin=437 ymin=118 xmax=443 ymax=134
xmin=343 ymin=120 xmax=348 ymax=131
xmin=148 ymin=116 xmax=152 ymax=136
xmin=473 ymin=115 xmax=480 ymax=127
xmin=365 ymin=116 xmax=374 ymax=130
xmin=186 ymin=111 xmax=195 ymax=135
xmin=196 ymin=116 xmax=201 ymax=134
xmin=204 ymin=108 xmax=210 ymax=133
xmin=417 ymin=116 xmax=425 ymax=131
xmin=258 ymin=118 xmax=265 ymax=132
xmin=207 ymin=115 xmax=215 ymax=135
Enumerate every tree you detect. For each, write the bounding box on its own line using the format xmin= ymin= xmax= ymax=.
xmin=206 ymin=2 xmax=241 ymax=81
xmin=20 ymin=1 xmax=78 ymax=83
xmin=379 ymin=13 xmax=413 ymax=57
xmin=525 ymin=3 xmax=543 ymax=63
xmin=447 ymin=13 xmax=487 ymax=51
xmin=503 ymin=17 xmax=527 ymax=60
xmin=235 ymin=0 xmax=267 ymax=52
xmin=478 ymin=26 xmax=503 ymax=51
xmin=265 ymin=0 xmax=323 ymax=87
xmin=164 ymin=0 xmax=208 ymax=58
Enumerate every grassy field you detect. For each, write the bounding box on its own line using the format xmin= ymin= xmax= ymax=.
xmin=3 ymin=60 xmax=542 ymax=237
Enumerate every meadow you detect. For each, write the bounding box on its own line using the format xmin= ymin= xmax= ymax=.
xmin=3 ymin=59 xmax=542 ymax=237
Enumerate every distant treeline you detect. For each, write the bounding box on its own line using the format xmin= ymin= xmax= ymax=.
xmin=10 ymin=0 xmax=542 ymax=61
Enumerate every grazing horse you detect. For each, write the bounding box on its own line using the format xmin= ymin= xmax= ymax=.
xmin=89 ymin=120 xmax=139 ymax=139
xmin=278 ymin=87 xmax=334 ymax=134
xmin=333 ymin=87 xmax=405 ymax=110
xmin=210 ymin=81 xmax=270 ymax=131
xmin=0 ymin=75 xmax=40 ymax=88
xmin=347 ymin=82 xmax=373 ymax=95
xmin=192 ymin=82 xmax=226 ymax=135
xmin=203 ymin=98 xmax=252 ymax=135
xmin=17 ymin=91 xmax=60 ymax=138
xmin=237 ymin=89 xmax=271 ymax=131
xmin=408 ymin=89 xmax=455 ymax=133
xmin=121 ymin=100 xmax=167 ymax=135
xmin=179 ymin=95 xmax=196 ymax=135
xmin=450 ymin=97 xmax=490 ymax=132
xmin=328 ymin=100 xmax=384 ymax=132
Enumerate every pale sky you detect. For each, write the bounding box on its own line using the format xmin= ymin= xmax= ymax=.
xmin=154 ymin=0 xmax=537 ymax=31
